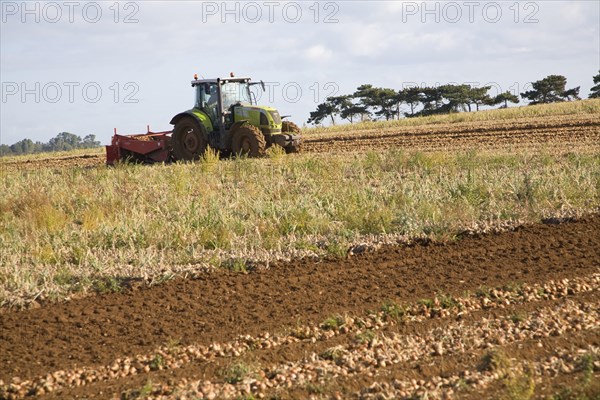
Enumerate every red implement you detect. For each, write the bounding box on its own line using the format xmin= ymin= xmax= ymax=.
xmin=105 ymin=126 xmax=173 ymax=165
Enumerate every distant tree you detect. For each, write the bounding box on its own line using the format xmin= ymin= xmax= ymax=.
xmin=82 ymin=134 xmax=101 ymax=148
xmin=440 ymin=84 xmax=472 ymax=112
xmin=353 ymin=85 xmax=379 ymax=118
xmin=0 ymin=132 xmax=102 ymax=157
xmin=10 ymin=138 xmax=37 ymax=155
xmin=307 ymin=101 xmax=337 ymax=125
xmin=412 ymin=86 xmax=447 ymax=117
xmin=375 ymin=88 xmax=401 ymax=120
xmin=562 ymin=86 xmax=581 ymax=101
xmin=399 ymin=87 xmax=421 ymax=117
xmin=467 ymin=86 xmax=492 ymax=111
xmin=490 ymin=91 xmax=520 ymax=108
xmin=426 ymin=86 xmax=446 ymax=112
xmin=353 ymin=85 xmax=376 ymax=104
xmin=353 ymin=85 xmax=399 ymax=120
xmin=326 ymin=95 xmax=352 ymax=123
xmin=589 ymin=71 xmax=600 ymax=98
xmin=47 ymin=132 xmax=82 ymax=151
xmin=521 ymin=75 xmax=580 ymax=104
xmin=391 ymin=91 xmax=405 ymax=120
xmin=0 ymin=144 xmax=11 ymax=156
xmin=341 ymin=104 xmax=371 ymax=123
xmin=327 ymin=95 xmax=370 ymax=123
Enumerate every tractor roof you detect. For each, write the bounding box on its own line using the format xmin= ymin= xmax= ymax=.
xmin=191 ymin=77 xmax=251 ymax=87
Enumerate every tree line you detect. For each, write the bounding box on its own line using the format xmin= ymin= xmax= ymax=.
xmin=0 ymin=132 xmax=102 ymax=157
xmin=308 ymin=72 xmax=600 ymax=125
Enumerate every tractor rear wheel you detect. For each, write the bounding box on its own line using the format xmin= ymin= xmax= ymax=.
xmin=172 ymin=118 xmax=207 ymax=161
xmin=281 ymin=121 xmax=302 ymax=153
xmin=231 ymin=124 xmax=266 ymax=157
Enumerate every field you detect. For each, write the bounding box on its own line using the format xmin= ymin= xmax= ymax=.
xmin=1 ymin=100 xmax=599 ymax=400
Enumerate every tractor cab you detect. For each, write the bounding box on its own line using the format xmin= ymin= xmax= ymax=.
xmin=193 ymin=77 xmax=258 ymax=130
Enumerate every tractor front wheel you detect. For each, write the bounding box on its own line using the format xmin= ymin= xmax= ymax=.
xmin=282 ymin=121 xmax=300 ymax=133
xmin=172 ymin=118 xmax=207 ymax=161
xmin=231 ymin=125 xmax=266 ymax=157
xmin=281 ymin=121 xmax=302 ymax=154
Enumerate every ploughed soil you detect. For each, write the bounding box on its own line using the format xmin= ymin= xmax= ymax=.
xmin=302 ymin=114 xmax=600 ymax=154
xmin=1 ymin=216 xmax=599 ymax=399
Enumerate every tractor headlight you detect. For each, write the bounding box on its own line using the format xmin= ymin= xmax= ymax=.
xmin=269 ymin=111 xmax=282 ymax=125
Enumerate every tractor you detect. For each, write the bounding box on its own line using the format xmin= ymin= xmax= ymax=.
xmin=106 ymin=74 xmax=302 ymax=165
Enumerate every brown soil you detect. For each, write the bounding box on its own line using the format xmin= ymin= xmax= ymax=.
xmin=1 ymin=216 xmax=599 ymax=399
xmin=303 ymin=114 xmax=600 ymax=154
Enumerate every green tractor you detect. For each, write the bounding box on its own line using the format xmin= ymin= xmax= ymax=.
xmin=169 ymin=75 xmax=302 ymax=160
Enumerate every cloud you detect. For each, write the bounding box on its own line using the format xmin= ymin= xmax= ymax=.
xmin=1 ymin=0 xmax=598 ymax=145
xmin=304 ymin=44 xmax=333 ymax=61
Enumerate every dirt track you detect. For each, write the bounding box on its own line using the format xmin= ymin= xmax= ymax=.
xmin=2 ymin=113 xmax=599 ymax=172
xmin=1 ymin=216 xmax=599 ymax=399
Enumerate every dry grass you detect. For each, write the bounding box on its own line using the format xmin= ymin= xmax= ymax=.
xmin=1 ymin=147 xmax=598 ymax=308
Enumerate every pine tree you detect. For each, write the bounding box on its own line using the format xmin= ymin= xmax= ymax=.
xmin=491 ymin=91 xmax=520 ymax=108
xmin=589 ymin=71 xmax=600 ymax=98
xmin=521 ymin=75 xmax=580 ymax=104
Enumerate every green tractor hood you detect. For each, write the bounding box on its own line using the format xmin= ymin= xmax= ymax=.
xmin=234 ymin=105 xmax=282 ymax=134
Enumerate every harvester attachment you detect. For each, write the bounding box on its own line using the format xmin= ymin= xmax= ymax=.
xmin=105 ymin=127 xmax=172 ymax=165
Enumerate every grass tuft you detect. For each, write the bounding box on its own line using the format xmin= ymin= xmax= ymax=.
xmin=220 ymin=362 xmax=253 ymax=385
xmin=480 ymin=349 xmax=511 ymax=372
xmin=121 ymin=380 xmax=153 ymax=400
xmin=321 ymin=315 xmax=345 ymax=331
xmin=381 ymin=300 xmax=406 ymax=321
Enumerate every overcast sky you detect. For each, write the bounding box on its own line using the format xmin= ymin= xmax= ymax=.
xmin=1 ymin=0 xmax=599 ymax=145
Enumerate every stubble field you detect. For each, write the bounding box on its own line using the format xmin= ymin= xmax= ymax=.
xmin=1 ymin=100 xmax=599 ymax=399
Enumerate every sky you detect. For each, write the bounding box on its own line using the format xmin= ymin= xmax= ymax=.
xmin=1 ymin=0 xmax=599 ymax=145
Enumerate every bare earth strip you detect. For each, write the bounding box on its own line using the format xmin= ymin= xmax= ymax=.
xmin=11 ymin=276 xmax=599 ymax=399
xmin=302 ymin=114 xmax=600 ymax=154
xmin=1 ymin=216 xmax=599 ymax=399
